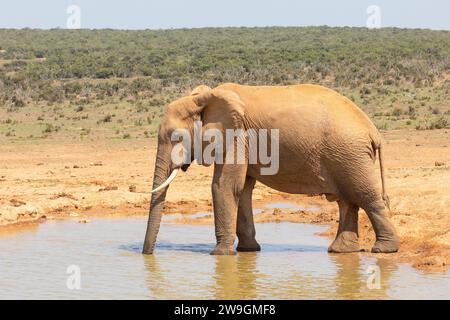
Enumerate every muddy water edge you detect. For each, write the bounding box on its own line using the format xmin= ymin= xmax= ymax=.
xmin=0 ymin=205 xmax=449 ymax=299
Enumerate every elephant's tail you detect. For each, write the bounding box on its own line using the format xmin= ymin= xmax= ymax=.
xmin=377 ymin=142 xmax=390 ymax=210
xmin=371 ymin=134 xmax=390 ymax=210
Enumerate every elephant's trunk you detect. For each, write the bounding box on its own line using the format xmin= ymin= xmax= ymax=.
xmin=143 ymin=143 xmax=172 ymax=254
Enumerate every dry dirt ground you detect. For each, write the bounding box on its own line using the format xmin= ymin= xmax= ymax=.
xmin=0 ymin=129 xmax=449 ymax=271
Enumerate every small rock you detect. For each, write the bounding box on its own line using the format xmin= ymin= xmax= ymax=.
xmin=129 ymin=185 xmax=137 ymax=193
xmin=435 ymin=161 xmax=445 ymax=167
xmin=78 ymin=219 xmax=90 ymax=224
xmin=90 ymin=161 xmax=103 ymax=166
xmin=98 ymin=185 xmax=118 ymax=192
xmin=10 ymin=199 xmax=26 ymax=207
xmin=50 ymin=192 xmax=77 ymax=200
xmin=272 ymin=208 xmax=282 ymax=215
xmin=73 ymin=165 xmax=80 ymax=169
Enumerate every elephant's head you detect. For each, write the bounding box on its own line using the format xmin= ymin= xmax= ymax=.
xmin=142 ymin=84 xmax=245 ymax=254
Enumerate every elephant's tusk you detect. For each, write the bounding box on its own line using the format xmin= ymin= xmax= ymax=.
xmin=150 ymin=169 xmax=179 ymax=193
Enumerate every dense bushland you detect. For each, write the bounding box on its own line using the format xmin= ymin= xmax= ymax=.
xmin=0 ymin=27 xmax=449 ymax=140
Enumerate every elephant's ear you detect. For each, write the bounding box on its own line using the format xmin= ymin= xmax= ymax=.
xmin=190 ymin=85 xmax=211 ymax=96
xmin=192 ymin=88 xmax=245 ymax=129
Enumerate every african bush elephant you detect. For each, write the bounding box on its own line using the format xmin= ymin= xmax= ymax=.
xmin=142 ymin=83 xmax=400 ymax=255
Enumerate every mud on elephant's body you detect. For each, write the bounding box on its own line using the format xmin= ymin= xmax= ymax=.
xmin=143 ymin=83 xmax=400 ymax=255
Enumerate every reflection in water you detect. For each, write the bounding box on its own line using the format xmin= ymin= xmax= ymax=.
xmin=213 ymin=254 xmax=258 ymax=299
xmin=333 ymin=254 xmax=369 ymax=299
xmin=0 ymin=221 xmax=40 ymax=238
xmin=142 ymin=255 xmax=167 ymax=299
xmin=0 ymin=217 xmax=448 ymax=299
xmin=330 ymin=254 xmax=397 ymax=299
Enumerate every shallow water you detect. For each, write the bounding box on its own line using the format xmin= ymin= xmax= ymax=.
xmin=0 ymin=217 xmax=448 ymax=299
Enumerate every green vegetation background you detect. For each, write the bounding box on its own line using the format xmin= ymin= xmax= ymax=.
xmin=0 ymin=27 xmax=449 ymax=142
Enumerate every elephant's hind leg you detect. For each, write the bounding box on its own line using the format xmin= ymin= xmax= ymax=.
xmin=362 ymin=199 xmax=400 ymax=253
xmin=328 ymin=200 xmax=360 ymax=253
xmin=236 ymin=177 xmax=261 ymax=252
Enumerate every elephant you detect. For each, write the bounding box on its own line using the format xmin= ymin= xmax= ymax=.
xmin=142 ymin=83 xmax=400 ymax=255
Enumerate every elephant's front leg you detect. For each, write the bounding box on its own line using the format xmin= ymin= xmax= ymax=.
xmin=236 ymin=176 xmax=261 ymax=252
xmin=210 ymin=163 xmax=247 ymax=255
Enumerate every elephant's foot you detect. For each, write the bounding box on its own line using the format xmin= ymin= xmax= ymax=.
xmin=236 ymin=239 xmax=261 ymax=252
xmin=371 ymin=238 xmax=400 ymax=253
xmin=210 ymin=245 xmax=236 ymax=255
xmin=328 ymin=231 xmax=360 ymax=253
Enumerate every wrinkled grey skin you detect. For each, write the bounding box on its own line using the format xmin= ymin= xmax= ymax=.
xmin=143 ymin=83 xmax=400 ymax=255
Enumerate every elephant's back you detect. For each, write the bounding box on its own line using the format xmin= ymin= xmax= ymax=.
xmin=218 ymin=83 xmax=379 ymax=138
